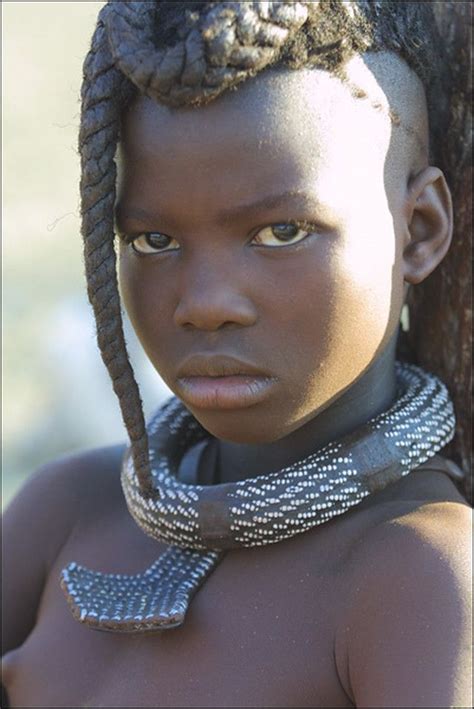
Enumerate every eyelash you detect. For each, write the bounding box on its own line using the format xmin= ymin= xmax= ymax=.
xmin=120 ymin=220 xmax=319 ymax=255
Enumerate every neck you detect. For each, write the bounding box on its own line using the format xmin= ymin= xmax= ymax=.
xmin=210 ymin=335 xmax=398 ymax=485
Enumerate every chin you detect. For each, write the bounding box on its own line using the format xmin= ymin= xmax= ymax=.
xmin=183 ymin=406 xmax=284 ymax=445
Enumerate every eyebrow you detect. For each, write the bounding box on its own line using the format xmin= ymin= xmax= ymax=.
xmin=215 ymin=190 xmax=324 ymax=224
xmin=116 ymin=190 xmax=325 ymax=227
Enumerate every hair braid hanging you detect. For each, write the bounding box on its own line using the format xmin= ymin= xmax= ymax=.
xmin=79 ymin=4 xmax=154 ymax=497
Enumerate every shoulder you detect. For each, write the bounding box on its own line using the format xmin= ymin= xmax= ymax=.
xmin=335 ymin=499 xmax=472 ymax=707
xmin=4 ymin=443 xmax=127 ymax=541
xmin=48 ymin=442 xmax=128 ymax=510
xmin=350 ymin=499 xmax=472 ymax=611
xmin=2 ymin=444 xmax=126 ymax=654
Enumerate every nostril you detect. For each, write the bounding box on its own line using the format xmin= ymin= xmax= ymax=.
xmin=173 ymin=292 xmax=258 ymax=331
xmin=179 ymin=320 xmax=242 ymax=333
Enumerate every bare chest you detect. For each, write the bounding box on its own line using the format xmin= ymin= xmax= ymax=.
xmin=4 ymin=464 xmax=464 ymax=708
xmin=3 ymin=505 xmax=356 ymax=708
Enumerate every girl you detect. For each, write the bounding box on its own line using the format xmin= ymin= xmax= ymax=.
xmin=2 ymin=2 xmax=471 ymax=707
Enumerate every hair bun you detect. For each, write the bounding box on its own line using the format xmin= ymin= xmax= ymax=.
xmin=104 ymin=1 xmax=309 ymax=107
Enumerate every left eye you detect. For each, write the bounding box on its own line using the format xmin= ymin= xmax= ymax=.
xmin=131 ymin=232 xmax=179 ymax=254
xmin=251 ymin=222 xmax=314 ymax=247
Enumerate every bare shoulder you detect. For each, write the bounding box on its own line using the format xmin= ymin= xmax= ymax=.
xmin=47 ymin=442 xmax=128 ymax=513
xmin=2 ymin=444 xmax=126 ymax=655
xmin=350 ymin=497 xmax=472 ymax=617
xmin=335 ymin=497 xmax=472 ymax=707
xmin=3 ymin=443 xmax=127 ymax=553
xmin=364 ymin=494 xmax=471 ymax=560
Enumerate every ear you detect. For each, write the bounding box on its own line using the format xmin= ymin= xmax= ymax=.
xmin=402 ymin=166 xmax=453 ymax=285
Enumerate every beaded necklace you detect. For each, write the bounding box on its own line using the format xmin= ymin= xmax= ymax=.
xmin=61 ymin=362 xmax=456 ymax=634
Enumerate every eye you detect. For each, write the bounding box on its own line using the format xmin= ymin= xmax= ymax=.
xmin=130 ymin=232 xmax=179 ymax=255
xmin=251 ymin=221 xmax=315 ymax=248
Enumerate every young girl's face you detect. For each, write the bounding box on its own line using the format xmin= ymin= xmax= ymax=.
xmin=116 ymin=60 xmax=410 ymax=444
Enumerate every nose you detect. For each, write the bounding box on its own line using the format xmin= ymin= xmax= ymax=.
xmin=173 ymin=253 xmax=258 ymax=331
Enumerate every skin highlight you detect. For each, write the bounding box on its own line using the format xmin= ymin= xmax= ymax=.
xmin=115 ymin=53 xmax=452 ymax=484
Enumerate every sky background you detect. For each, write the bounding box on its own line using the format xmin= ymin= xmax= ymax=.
xmin=2 ymin=2 xmax=172 ymax=508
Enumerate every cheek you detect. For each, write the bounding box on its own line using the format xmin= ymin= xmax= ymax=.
xmin=263 ymin=229 xmax=401 ymax=351
xmin=323 ymin=220 xmax=405 ymax=374
xmin=118 ymin=249 xmax=170 ymax=350
xmin=273 ymin=222 xmax=405 ymax=422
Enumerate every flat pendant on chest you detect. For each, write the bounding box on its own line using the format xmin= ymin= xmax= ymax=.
xmin=60 ymin=547 xmax=223 ymax=633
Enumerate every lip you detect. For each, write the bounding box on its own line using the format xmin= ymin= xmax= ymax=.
xmin=176 ymin=375 xmax=277 ymax=410
xmin=176 ymin=353 xmax=270 ymax=378
xmin=175 ymin=353 xmax=277 ymax=409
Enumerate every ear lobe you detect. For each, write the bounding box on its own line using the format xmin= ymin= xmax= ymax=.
xmin=402 ymin=166 xmax=453 ymax=285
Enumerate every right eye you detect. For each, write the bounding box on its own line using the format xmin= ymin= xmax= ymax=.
xmin=130 ymin=232 xmax=180 ymax=255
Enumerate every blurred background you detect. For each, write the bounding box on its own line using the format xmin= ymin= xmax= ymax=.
xmin=2 ymin=2 xmax=171 ymax=509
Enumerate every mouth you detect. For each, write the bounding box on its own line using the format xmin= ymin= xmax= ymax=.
xmin=176 ymin=375 xmax=277 ymax=410
xmin=175 ymin=353 xmax=278 ymax=410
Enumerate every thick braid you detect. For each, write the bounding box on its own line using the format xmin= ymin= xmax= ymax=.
xmin=105 ymin=1 xmax=310 ymax=107
xmin=80 ymin=5 xmax=154 ymax=497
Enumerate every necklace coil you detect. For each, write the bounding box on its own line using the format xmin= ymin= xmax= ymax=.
xmin=61 ymin=362 xmax=457 ymax=633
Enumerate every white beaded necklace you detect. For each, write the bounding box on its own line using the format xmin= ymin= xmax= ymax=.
xmin=61 ymin=361 xmax=456 ymax=633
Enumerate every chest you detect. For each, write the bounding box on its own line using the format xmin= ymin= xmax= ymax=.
xmin=3 ymin=509 xmax=355 ymax=708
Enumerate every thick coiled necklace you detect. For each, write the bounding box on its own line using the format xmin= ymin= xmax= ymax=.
xmin=61 ymin=362 xmax=456 ymax=633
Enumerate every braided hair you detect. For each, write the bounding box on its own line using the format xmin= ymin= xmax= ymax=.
xmin=79 ymin=1 xmax=442 ymax=498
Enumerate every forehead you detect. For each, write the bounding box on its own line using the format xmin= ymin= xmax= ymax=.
xmin=118 ymin=55 xmax=414 ymax=214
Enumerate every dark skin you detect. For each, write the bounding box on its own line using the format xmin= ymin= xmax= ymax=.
xmin=115 ymin=55 xmax=448 ymax=483
xmin=2 ymin=55 xmax=471 ymax=708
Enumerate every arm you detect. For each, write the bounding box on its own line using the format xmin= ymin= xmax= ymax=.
xmin=2 ymin=443 xmax=127 ymax=657
xmin=2 ymin=456 xmax=83 ymax=655
xmin=335 ymin=502 xmax=472 ymax=708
